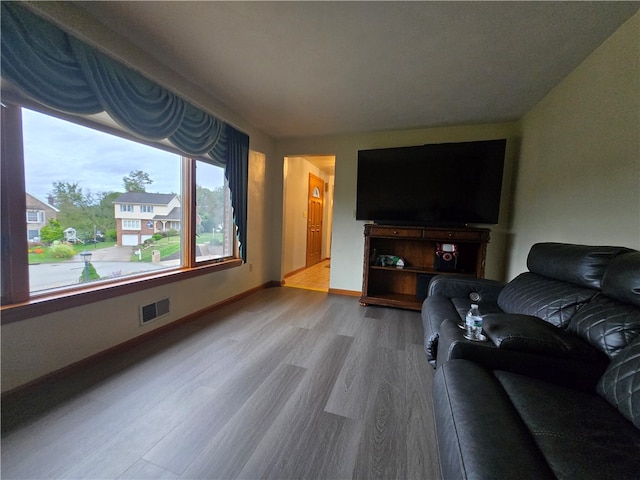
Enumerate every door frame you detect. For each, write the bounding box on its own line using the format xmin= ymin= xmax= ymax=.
xmin=281 ymin=155 xmax=335 ymax=283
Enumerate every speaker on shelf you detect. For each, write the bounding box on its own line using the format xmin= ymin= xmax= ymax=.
xmin=435 ymin=243 xmax=458 ymax=272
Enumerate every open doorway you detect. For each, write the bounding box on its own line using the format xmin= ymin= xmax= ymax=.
xmin=282 ymin=155 xmax=335 ymax=292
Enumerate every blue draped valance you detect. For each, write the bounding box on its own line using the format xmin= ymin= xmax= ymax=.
xmin=1 ymin=2 xmax=248 ymax=261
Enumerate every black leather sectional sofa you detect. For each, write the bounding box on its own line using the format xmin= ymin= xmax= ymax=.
xmin=422 ymin=243 xmax=640 ymax=479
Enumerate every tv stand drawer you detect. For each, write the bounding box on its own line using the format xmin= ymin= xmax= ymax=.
xmin=428 ymin=229 xmax=490 ymax=242
xmin=368 ymin=226 xmax=423 ymax=238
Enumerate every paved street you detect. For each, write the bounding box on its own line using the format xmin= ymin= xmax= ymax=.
xmin=72 ymin=245 xmax=133 ymax=262
xmin=29 ymin=246 xmax=176 ymax=293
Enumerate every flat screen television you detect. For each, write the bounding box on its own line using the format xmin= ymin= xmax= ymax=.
xmin=356 ymin=139 xmax=506 ymax=226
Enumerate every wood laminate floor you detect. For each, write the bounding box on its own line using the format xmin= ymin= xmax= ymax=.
xmin=1 ymin=287 xmax=440 ymax=480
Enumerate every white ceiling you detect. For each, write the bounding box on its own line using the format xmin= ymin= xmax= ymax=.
xmin=75 ymin=1 xmax=639 ymax=140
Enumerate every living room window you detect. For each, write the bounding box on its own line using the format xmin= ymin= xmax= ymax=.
xmin=1 ymin=102 xmax=241 ymax=317
xmin=1 ymin=3 xmax=248 ymax=321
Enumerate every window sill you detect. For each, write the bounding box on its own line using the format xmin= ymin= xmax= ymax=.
xmin=0 ymin=258 xmax=242 ymax=325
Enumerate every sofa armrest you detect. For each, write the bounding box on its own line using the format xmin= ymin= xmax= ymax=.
xmin=438 ymin=318 xmax=499 ymax=364
xmin=427 ymin=275 xmax=505 ymax=302
xmin=422 ymin=296 xmax=462 ymax=367
xmin=483 ymin=313 xmax=602 ymax=360
xmin=438 ymin=319 xmax=609 ymax=391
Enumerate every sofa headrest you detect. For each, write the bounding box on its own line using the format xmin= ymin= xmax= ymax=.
xmin=527 ymin=243 xmax=633 ymax=290
xmin=601 ymin=251 xmax=640 ymax=307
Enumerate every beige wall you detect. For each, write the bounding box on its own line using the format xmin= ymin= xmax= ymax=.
xmin=506 ymin=12 xmax=640 ymax=278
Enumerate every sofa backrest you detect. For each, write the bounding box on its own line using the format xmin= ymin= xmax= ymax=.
xmin=526 ymin=243 xmax=633 ymax=290
xmin=567 ymin=251 xmax=640 ymax=359
xmin=497 ymin=243 xmax=633 ymax=328
xmin=497 ymin=273 xmax=596 ymax=328
xmin=597 ymin=335 xmax=640 ymax=429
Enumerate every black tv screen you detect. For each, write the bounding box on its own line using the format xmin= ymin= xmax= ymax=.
xmin=356 ymin=139 xmax=506 ymax=226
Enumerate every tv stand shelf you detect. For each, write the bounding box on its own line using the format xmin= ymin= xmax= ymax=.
xmin=360 ymin=224 xmax=490 ymax=311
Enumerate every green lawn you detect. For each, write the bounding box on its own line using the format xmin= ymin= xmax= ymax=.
xmin=28 ymin=241 xmax=117 ymax=264
xmin=198 ymin=232 xmax=215 ymax=243
xmin=134 ymin=239 xmax=181 ymax=262
xmin=28 ymin=233 xmax=225 ymax=265
xmin=131 ymin=232 xmax=224 ymax=262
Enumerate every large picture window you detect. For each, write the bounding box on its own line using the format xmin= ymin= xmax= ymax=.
xmin=1 ymin=103 xmax=241 ymax=316
xmin=1 ymin=3 xmax=248 ymax=321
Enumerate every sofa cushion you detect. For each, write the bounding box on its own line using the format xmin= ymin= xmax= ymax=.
xmin=483 ymin=314 xmax=602 ymax=360
xmin=495 ymin=369 xmax=640 ymax=480
xmin=567 ymin=295 xmax=640 ymax=359
xmin=601 ymin=250 xmax=640 ymax=307
xmin=497 ymin=272 xmax=596 ymax=327
xmin=597 ymin=337 xmax=640 ymax=429
xmin=526 ymin=243 xmax=632 ymax=290
xmin=433 ymin=360 xmax=556 ymax=480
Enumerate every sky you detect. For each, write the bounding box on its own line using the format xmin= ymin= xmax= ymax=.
xmin=22 ymin=107 xmax=224 ymax=203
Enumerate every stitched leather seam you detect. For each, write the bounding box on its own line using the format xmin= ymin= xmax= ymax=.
xmin=531 ymin=430 xmax=601 ymax=444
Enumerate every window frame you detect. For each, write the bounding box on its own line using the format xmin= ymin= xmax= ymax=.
xmin=26 ymin=210 xmax=44 ymax=223
xmin=1 ymin=97 xmax=242 ymax=324
xmin=122 ymin=219 xmax=142 ymax=231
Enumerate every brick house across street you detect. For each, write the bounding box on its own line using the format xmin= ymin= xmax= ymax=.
xmin=26 ymin=193 xmax=58 ymax=241
xmin=113 ymin=192 xmax=181 ymax=246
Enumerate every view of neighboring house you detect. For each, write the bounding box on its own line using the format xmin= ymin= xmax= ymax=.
xmin=25 ymin=193 xmax=58 ymax=241
xmin=113 ymin=192 xmax=181 ymax=246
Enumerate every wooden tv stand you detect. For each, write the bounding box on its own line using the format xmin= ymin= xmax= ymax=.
xmin=360 ymin=224 xmax=490 ymax=311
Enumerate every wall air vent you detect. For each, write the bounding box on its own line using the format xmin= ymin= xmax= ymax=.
xmin=140 ymin=298 xmax=170 ymax=324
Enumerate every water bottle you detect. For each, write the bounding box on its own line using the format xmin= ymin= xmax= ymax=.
xmin=465 ymin=304 xmax=483 ymax=340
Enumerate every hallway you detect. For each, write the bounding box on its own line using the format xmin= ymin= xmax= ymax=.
xmin=284 ymin=259 xmax=330 ymax=292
